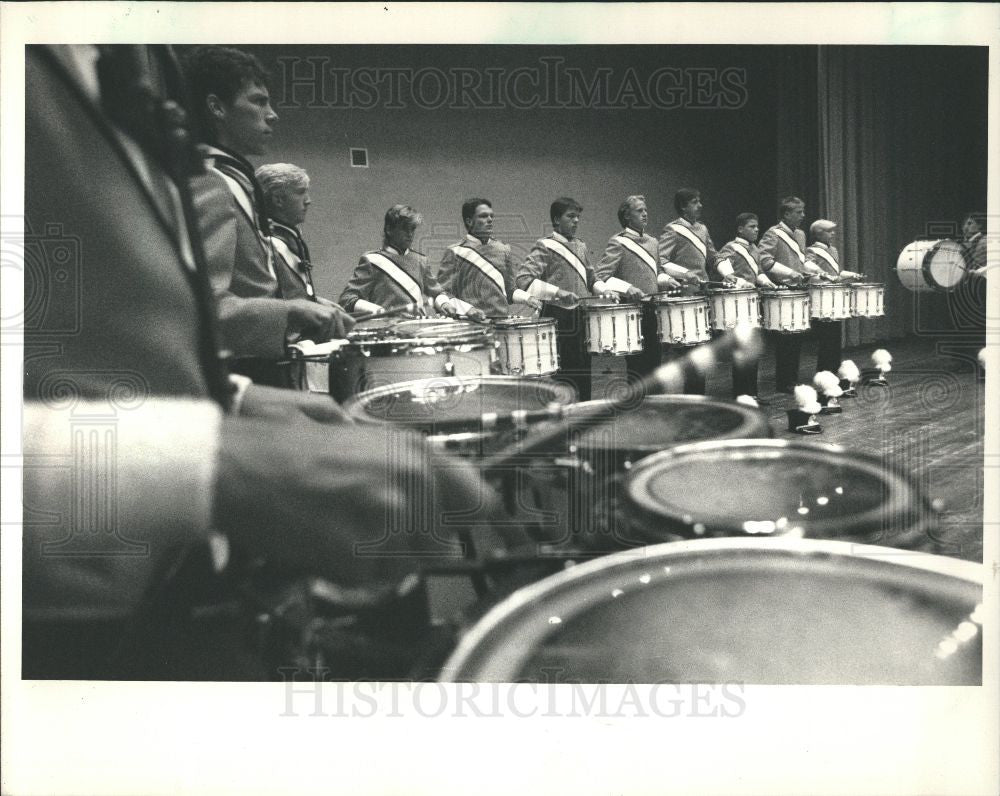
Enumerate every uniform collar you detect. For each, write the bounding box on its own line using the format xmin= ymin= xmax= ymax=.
xmin=622 ymin=226 xmax=644 ymax=239
xmin=551 ymin=231 xmax=572 ymax=244
xmin=464 ymin=233 xmax=491 ymax=246
xmin=675 ymin=217 xmax=695 ymax=228
xmin=735 ymin=236 xmax=753 ymax=247
xmin=272 ymin=219 xmax=301 ymax=237
xmin=812 ymin=241 xmax=830 ymax=250
xmin=779 ymin=221 xmax=798 ymax=234
xmin=385 ymin=244 xmax=409 ymax=256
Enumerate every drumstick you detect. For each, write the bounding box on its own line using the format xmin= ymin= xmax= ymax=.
xmin=349 ymin=302 xmax=422 ymax=323
xmin=479 ymin=323 xmax=762 ymax=477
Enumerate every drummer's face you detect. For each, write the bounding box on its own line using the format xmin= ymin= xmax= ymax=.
xmin=468 ymin=204 xmax=494 ymax=239
xmin=683 ymin=196 xmax=702 ymax=221
xmin=387 ymin=223 xmax=417 ymax=252
xmin=963 ymin=216 xmax=982 ymax=239
xmin=626 ymin=201 xmax=648 ymax=232
xmin=816 ymin=227 xmax=835 ymax=245
xmin=555 ymin=209 xmax=580 ymax=239
xmin=784 ymin=204 xmax=805 ymax=228
xmin=739 ymin=218 xmax=759 ymax=242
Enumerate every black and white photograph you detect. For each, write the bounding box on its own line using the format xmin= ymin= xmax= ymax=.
xmin=2 ymin=2 xmax=997 ymax=795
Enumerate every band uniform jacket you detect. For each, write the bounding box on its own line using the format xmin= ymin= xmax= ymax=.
xmin=805 ymin=241 xmax=842 ymax=278
xmin=715 ymin=236 xmax=776 ymax=282
xmin=759 ymin=221 xmax=809 ymax=281
xmin=596 ymin=227 xmax=662 ymax=295
xmin=339 ymin=245 xmax=447 ymax=312
xmin=23 ymin=45 xmax=228 ymax=621
xmin=438 ymin=234 xmax=519 ymax=317
xmin=515 ymin=231 xmax=597 ymax=296
xmin=269 ymin=220 xmax=317 ymax=301
xmin=658 ymin=217 xmax=718 ymax=282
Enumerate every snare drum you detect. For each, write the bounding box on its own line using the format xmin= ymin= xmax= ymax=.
xmin=759 ymin=289 xmax=811 ymax=332
xmin=707 ymin=287 xmax=760 ymax=331
xmin=850 ymin=282 xmax=886 ymax=318
xmin=440 ymin=537 xmax=983 ymax=684
xmin=896 ymin=239 xmax=968 ymax=293
xmin=624 ymin=438 xmax=936 ymax=549
xmin=809 ymin=283 xmax=852 ymax=320
xmin=493 ymin=316 xmax=559 ymax=376
xmin=580 ymin=298 xmax=643 ymax=355
xmin=651 ymin=293 xmax=712 ymax=346
xmin=344 ymin=375 xmax=572 ymax=457
xmin=329 ymin=318 xmax=497 ymax=400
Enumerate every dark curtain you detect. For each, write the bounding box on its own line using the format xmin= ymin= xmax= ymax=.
xmin=814 ymin=46 xmax=988 ymax=346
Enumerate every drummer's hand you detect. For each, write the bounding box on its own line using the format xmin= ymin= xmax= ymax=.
xmin=464 ymin=307 xmax=488 ymax=322
xmin=623 ymin=286 xmax=645 ymax=301
xmin=731 ymin=277 xmax=754 ymax=289
xmin=756 ymin=274 xmax=778 ymax=289
xmin=840 ymin=271 xmax=862 ymax=281
xmin=596 ymin=289 xmax=620 ymax=301
xmin=286 ymin=299 xmax=353 ymax=341
xmin=437 ymin=299 xmax=461 ymax=318
xmin=657 ymin=274 xmax=682 ymax=291
xmin=214 ymin=420 xmax=498 ymax=587
xmin=552 ymin=289 xmax=578 ymax=307
xmin=239 ymin=383 xmax=351 ymax=425
xmin=524 ymin=296 xmax=544 ymax=310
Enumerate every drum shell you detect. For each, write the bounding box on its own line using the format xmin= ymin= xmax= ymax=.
xmin=759 ymin=289 xmax=811 ymax=332
xmin=651 ymin=294 xmax=712 ymax=345
xmin=622 ymin=438 xmax=938 ymax=549
xmin=850 ymin=282 xmax=886 ymax=318
xmin=808 ymin=283 xmax=852 ymax=320
xmin=580 ymin=299 xmax=644 ymax=355
xmin=706 ymin=287 xmax=760 ymax=331
xmin=493 ymin=317 xmax=559 ymax=377
xmin=439 ymin=537 xmax=983 ymax=684
xmin=896 ymin=239 xmax=968 ymax=293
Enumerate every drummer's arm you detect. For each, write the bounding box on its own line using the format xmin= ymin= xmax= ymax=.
xmin=586 ymin=248 xmax=619 ymax=300
xmin=516 ymin=243 xmax=564 ymax=301
xmin=501 ymin=246 xmax=541 ymax=308
xmin=339 ymin=257 xmax=381 ymax=314
xmin=437 ymin=247 xmax=460 ymax=297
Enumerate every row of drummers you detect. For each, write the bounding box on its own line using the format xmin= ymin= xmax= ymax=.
xmin=308 ymin=197 xmax=884 ymax=402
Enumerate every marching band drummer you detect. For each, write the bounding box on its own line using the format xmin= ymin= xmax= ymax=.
xmin=339 ymin=204 xmax=486 ymax=321
xmin=656 ymin=188 xmax=720 ymax=394
xmin=437 ymin=197 xmax=543 ymax=317
xmin=805 ymin=219 xmax=863 ymax=374
xmin=596 ymin=195 xmax=682 ymax=381
xmin=713 ymin=212 xmax=780 ymax=403
xmin=515 ymin=197 xmax=618 ymax=402
xmin=759 ymin=196 xmax=821 ymax=393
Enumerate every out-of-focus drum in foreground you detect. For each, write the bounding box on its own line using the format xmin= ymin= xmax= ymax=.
xmin=759 ymin=289 xmax=811 ymax=332
xmin=896 ymin=239 xmax=968 ymax=293
xmin=623 ymin=438 xmax=936 ymax=549
xmin=329 ymin=318 xmax=497 ymax=401
xmin=439 ymin=537 xmax=983 ymax=684
xmin=344 ymin=375 xmax=572 ymax=457
xmin=707 ymin=287 xmax=760 ymax=331
xmin=493 ymin=316 xmax=559 ymax=377
xmin=580 ymin=298 xmax=643 ymax=355
xmin=651 ymin=293 xmax=711 ymax=346
xmin=808 ymin=283 xmax=852 ymax=320
xmin=850 ymin=282 xmax=886 ymax=318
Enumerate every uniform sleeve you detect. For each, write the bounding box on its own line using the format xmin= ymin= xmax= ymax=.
xmin=582 ymin=244 xmax=600 ymax=291
xmin=420 ymin=255 xmax=446 ymax=300
xmin=515 ymin=240 xmax=552 ymax=291
xmin=711 ymin=242 xmax=734 ymax=281
xmin=191 ymin=170 xmax=239 ymax=294
xmin=596 ymin=238 xmax=625 ymax=283
xmin=22 ymin=399 xmax=222 ymax=621
xmin=704 ymin=230 xmax=719 ymax=273
xmin=658 ymin=225 xmax=678 ymax=264
xmin=339 ymin=256 xmax=377 ymax=312
xmin=437 ymin=247 xmax=461 ymax=298
xmin=502 ymin=245 xmax=521 ymax=302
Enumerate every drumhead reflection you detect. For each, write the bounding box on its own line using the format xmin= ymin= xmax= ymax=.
xmin=440 ymin=538 xmax=983 ymax=684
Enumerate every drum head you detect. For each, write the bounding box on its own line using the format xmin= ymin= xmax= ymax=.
xmin=344 ymin=376 xmax=573 ymax=430
xmin=393 ymin=318 xmax=491 ymax=343
xmin=566 ymin=395 xmax=771 ymax=455
xmin=493 ymin=316 xmax=555 ymax=330
xmin=624 ymin=439 xmax=930 ymax=546
xmin=440 ymin=538 xmax=982 ymax=684
xmin=925 ymin=240 xmax=967 ymax=290
xmin=348 ymin=316 xmax=399 ymax=341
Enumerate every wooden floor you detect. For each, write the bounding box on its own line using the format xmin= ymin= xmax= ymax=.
xmin=592 ymin=333 xmax=987 ymax=562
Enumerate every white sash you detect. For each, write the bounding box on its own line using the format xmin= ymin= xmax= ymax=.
xmin=731 ymin=241 xmax=759 ymax=275
xmin=454 ymin=245 xmax=505 ymax=294
xmin=212 ymin=165 xmax=275 ymax=278
xmin=614 ymin=235 xmax=658 ymax=275
xmin=365 ymin=252 xmax=424 ymax=304
xmin=539 ymin=237 xmax=588 ymax=285
xmin=271 ymin=236 xmax=314 ymax=296
xmin=772 ymin=227 xmax=806 ymax=264
xmin=807 ymin=245 xmax=840 ymax=273
xmin=668 ymin=223 xmax=708 ymax=260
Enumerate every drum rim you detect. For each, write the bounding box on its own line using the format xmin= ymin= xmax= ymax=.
xmin=650 ymin=293 xmax=710 ymax=305
xmin=391 ymin=318 xmax=496 ymax=341
xmin=492 ymin=316 xmax=557 ymax=329
xmin=579 ymin=297 xmax=641 ymax=309
xmin=439 ymin=536 xmax=983 ymax=682
xmin=622 ymin=437 xmax=929 ymax=539
xmin=563 ymin=394 xmax=771 ymax=453
xmin=758 ymin=289 xmax=810 ymax=297
xmin=343 ymin=375 xmax=572 ymax=422
xmin=706 ymin=286 xmax=759 ymax=295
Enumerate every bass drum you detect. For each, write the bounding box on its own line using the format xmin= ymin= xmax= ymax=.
xmin=896 ymin=239 xmax=968 ymax=293
xmin=439 ymin=537 xmax=983 ymax=684
xmin=623 ymin=438 xmax=937 ymax=550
